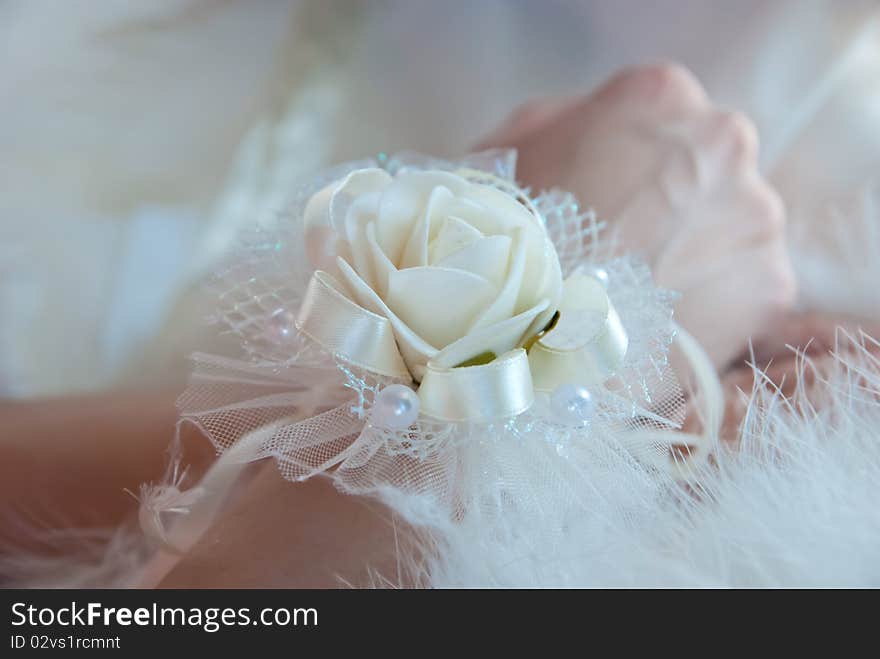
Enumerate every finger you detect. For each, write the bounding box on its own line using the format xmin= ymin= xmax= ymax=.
xmin=743 ymin=311 xmax=880 ymax=365
xmin=665 ymin=237 xmax=796 ymax=370
xmin=691 ymin=110 xmax=760 ymax=172
xmin=677 ymin=172 xmax=786 ymax=250
xmin=592 ymin=62 xmax=710 ymax=118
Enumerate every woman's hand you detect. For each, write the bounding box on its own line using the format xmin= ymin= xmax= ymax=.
xmin=479 ymin=63 xmax=796 ymax=372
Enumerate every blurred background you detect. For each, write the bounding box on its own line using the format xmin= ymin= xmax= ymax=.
xmin=1 ymin=0 xmax=878 ymax=399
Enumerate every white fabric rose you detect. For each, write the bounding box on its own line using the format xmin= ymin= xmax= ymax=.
xmin=304 ymin=168 xmax=563 ymax=381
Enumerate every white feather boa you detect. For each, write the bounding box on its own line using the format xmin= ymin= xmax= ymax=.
xmin=416 ymin=332 xmax=880 ymax=587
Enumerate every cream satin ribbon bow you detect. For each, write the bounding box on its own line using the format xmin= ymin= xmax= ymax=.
xmin=296 ymin=269 xmax=627 ymax=422
xmin=528 ymin=271 xmax=628 ymax=391
xmin=296 ymin=271 xmax=410 ymax=378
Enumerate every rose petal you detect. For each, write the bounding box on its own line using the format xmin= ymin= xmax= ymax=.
xmin=516 ymin=233 xmax=563 ymax=329
xmin=468 ymin=226 xmax=527 ymax=330
xmin=428 ymin=215 xmax=483 ymax=263
xmin=434 ymin=197 xmax=506 ymax=236
xmin=435 ymin=234 xmax=511 ymax=289
xmin=365 ymin=221 xmax=397 ymax=297
xmin=385 ymin=266 xmax=496 ymax=349
xmin=399 ymin=185 xmax=456 ymax=269
xmin=438 ymin=182 xmax=562 ymax=323
xmin=344 ymin=191 xmax=383 ymax=290
xmin=336 ymin=257 xmax=437 ymax=380
xmin=304 ymin=169 xmax=391 ymax=274
xmin=431 ymin=299 xmax=550 ymax=368
xmin=376 ymin=170 xmax=471 ymax=264
xmin=463 ymin=184 xmax=564 ymax=320
xmin=304 ymin=181 xmax=350 ymax=271
xmin=467 ymin=183 xmax=544 ymax=232
xmin=528 ymin=237 xmax=564 ymax=330
xmin=328 ymin=168 xmax=392 ymax=237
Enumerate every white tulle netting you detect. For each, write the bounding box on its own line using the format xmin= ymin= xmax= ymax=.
xmin=179 ymin=150 xmax=686 ymax=528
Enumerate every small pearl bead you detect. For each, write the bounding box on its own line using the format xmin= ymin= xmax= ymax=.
xmin=265 ymin=308 xmax=297 ymax=344
xmin=551 ymin=383 xmax=595 ymax=426
xmin=373 ymin=384 xmax=420 ymax=429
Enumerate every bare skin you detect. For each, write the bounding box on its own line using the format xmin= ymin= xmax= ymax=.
xmin=0 ymin=64 xmax=868 ymax=587
xmin=0 ymin=391 xmax=214 ymax=554
xmin=155 ymin=467 xmax=418 ymax=588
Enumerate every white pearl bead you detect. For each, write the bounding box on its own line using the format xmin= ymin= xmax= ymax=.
xmin=373 ymin=384 xmax=420 ymax=429
xmin=550 ymin=383 xmax=595 ymax=426
xmin=265 ymin=308 xmax=297 ymax=344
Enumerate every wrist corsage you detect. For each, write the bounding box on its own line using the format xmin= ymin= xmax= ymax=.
xmin=144 ymin=150 xmax=719 ymax=562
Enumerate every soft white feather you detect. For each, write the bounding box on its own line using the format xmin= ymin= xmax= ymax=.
xmin=411 ymin=332 xmax=880 ymax=587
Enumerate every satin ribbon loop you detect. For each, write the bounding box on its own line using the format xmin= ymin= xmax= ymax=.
xmin=528 ymin=272 xmax=628 ymax=391
xmin=418 ymin=349 xmax=534 ymax=422
xmin=295 ymin=271 xmax=410 ymax=378
xmin=297 ymin=269 xmax=627 ymax=421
